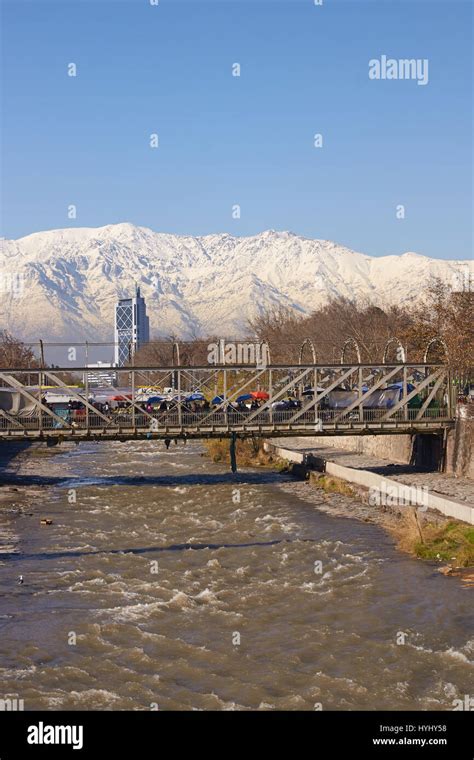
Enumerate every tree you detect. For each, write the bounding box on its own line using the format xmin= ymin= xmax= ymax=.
xmin=249 ymin=297 xmax=414 ymax=364
xmin=405 ymin=278 xmax=473 ymax=377
xmin=0 ymin=331 xmax=37 ymax=368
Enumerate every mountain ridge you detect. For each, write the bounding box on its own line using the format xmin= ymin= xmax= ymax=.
xmin=0 ymin=223 xmax=471 ymax=342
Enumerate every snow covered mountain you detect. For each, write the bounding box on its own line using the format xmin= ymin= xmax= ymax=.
xmin=0 ymin=223 xmax=471 ymax=342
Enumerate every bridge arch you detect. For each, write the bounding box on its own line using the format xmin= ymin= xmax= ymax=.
xmin=423 ymin=337 xmax=449 ymax=364
xmin=340 ymin=338 xmax=361 ymax=364
xmin=382 ymin=337 xmax=406 ymax=364
xmin=172 ymin=341 xmax=181 ymax=366
xmin=298 ymin=338 xmax=317 ymax=365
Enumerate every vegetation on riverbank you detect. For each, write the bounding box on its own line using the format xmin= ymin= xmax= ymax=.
xmin=309 ymin=471 xmax=474 ymax=568
xmin=394 ymin=512 xmax=474 ymax=567
xmin=203 ymin=437 xmax=287 ymax=469
xmin=308 ymin=472 xmax=356 ymax=497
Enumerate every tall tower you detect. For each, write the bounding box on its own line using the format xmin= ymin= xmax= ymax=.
xmin=114 ymin=285 xmax=150 ymax=366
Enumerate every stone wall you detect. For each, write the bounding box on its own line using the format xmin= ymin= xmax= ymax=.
xmin=303 ymin=434 xmax=414 ymax=464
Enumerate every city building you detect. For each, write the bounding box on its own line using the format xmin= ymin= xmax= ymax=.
xmin=85 ymin=362 xmax=117 ymax=387
xmin=114 ymin=286 xmax=150 ymax=367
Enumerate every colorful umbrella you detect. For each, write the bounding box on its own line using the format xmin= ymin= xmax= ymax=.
xmin=251 ymin=391 xmax=269 ymax=400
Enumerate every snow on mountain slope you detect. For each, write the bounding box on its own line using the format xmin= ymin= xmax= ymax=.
xmin=0 ymin=223 xmax=471 ymax=341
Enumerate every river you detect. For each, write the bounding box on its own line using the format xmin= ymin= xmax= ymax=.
xmin=0 ymin=440 xmax=472 ymax=710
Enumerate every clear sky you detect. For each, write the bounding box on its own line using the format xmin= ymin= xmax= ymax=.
xmin=1 ymin=0 xmax=472 ymax=259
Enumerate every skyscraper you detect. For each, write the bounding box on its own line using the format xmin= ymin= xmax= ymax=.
xmin=114 ymin=286 xmax=150 ymax=366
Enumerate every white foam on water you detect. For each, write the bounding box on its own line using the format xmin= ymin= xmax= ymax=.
xmin=68 ymin=689 xmax=123 ymax=706
xmin=394 ymin=681 xmax=409 ymax=694
xmin=56 ymin=569 xmax=83 ymax=577
xmin=441 ymin=682 xmax=458 ymax=698
xmin=47 ymin=696 xmax=67 ymax=707
xmin=98 ymin=600 xmax=166 ymax=622
xmin=255 ymin=513 xmax=277 ymax=522
xmin=206 ymin=692 xmax=244 ymax=710
xmin=0 ymin=664 xmax=37 ymax=678
xmin=167 ymin=591 xmax=196 ymax=610
xmin=398 ymin=638 xmax=474 ymax=667
xmin=442 ymin=647 xmax=473 ymax=664
xmin=194 ymin=588 xmax=219 ymax=604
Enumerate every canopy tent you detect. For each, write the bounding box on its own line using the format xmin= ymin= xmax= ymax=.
xmin=324 ymin=387 xmax=411 ymax=410
xmin=186 ymin=393 xmax=205 ymax=402
xmin=0 ymin=389 xmax=38 ymax=416
xmin=250 ymin=391 xmax=269 ymax=400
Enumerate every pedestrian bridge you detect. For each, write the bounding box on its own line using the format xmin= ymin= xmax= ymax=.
xmin=0 ymin=362 xmax=455 ymax=443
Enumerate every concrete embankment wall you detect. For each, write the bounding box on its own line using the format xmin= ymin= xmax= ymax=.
xmin=304 ymin=405 xmax=474 ymax=479
xmin=264 ymin=441 xmax=474 ymax=526
xmin=300 ymin=433 xmax=444 ymax=471
xmin=303 ymin=434 xmax=413 ymax=464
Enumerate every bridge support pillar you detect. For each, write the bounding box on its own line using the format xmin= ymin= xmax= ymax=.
xmin=230 ymin=433 xmax=237 ymax=473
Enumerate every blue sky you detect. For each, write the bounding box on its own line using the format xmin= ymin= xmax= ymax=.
xmin=1 ymin=0 xmax=472 ymax=259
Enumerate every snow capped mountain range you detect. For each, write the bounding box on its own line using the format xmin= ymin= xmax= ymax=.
xmin=0 ymin=223 xmax=471 ymax=342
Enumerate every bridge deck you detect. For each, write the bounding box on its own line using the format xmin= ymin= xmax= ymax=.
xmin=0 ymin=362 xmax=456 ymax=443
xmin=0 ymin=410 xmax=454 ymax=442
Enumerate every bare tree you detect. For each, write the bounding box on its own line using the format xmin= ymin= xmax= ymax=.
xmin=0 ymin=331 xmax=37 ymax=368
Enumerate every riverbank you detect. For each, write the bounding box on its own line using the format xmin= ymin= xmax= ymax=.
xmin=203 ymin=437 xmax=474 ymax=575
xmin=276 ymin=439 xmax=474 ymax=573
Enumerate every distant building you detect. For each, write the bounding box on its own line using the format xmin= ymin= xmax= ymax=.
xmin=86 ymin=362 xmax=117 ymax=387
xmin=114 ymin=286 xmax=150 ymax=367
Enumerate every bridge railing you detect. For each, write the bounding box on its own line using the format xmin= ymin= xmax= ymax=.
xmin=0 ymin=406 xmax=451 ymax=433
xmin=0 ymin=362 xmax=455 ymax=438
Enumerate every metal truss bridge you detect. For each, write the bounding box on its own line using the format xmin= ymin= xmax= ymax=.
xmin=0 ymin=362 xmax=455 ymax=444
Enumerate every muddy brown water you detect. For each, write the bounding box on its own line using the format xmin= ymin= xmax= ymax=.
xmin=0 ymin=441 xmax=472 ymax=710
